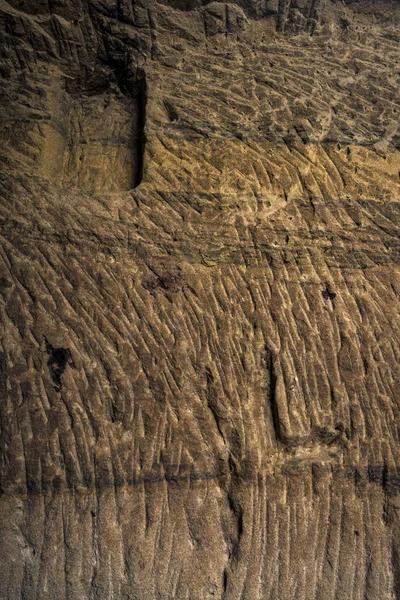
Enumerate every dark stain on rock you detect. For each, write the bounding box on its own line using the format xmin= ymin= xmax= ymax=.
xmin=143 ymin=264 xmax=188 ymax=297
xmin=44 ymin=337 xmax=75 ymax=391
xmin=322 ymin=287 xmax=336 ymax=301
xmin=0 ymin=277 xmax=12 ymax=289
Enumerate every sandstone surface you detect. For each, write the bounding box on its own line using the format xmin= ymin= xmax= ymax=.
xmin=1 ymin=0 xmax=400 ymax=598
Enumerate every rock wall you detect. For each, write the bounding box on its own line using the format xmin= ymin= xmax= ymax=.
xmin=0 ymin=0 xmax=400 ymax=598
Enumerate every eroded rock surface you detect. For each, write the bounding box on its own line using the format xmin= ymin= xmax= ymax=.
xmin=0 ymin=0 xmax=400 ymax=598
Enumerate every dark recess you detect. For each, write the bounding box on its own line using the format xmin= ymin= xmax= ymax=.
xmin=113 ymin=64 xmax=147 ymax=188
xmin=136 ymin=70 xmax=147 ymax=189
xmin=44 ymin=336 xmax=75 ymax=391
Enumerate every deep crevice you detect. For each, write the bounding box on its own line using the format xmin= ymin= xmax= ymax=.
xmin=135 ymin=71 xmax=147 ymax=188
xmin=266 ymin=349 xmax=282 ymax=446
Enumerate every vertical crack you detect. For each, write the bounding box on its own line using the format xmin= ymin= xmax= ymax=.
xmin=135 ymin=70 xmax=147 ymax=189
xmin=277 ymin=0 xmax=289 ymax=33
xmin=266 ymin=349 xmax=282 ymax=446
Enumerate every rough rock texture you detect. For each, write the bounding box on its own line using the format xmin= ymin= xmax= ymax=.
xmin=1 ymin=0 xmax=400 ymax=598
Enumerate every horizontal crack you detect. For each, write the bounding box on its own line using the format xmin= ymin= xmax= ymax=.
xmin=2 ymin=463 xmax=400 ymax=497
